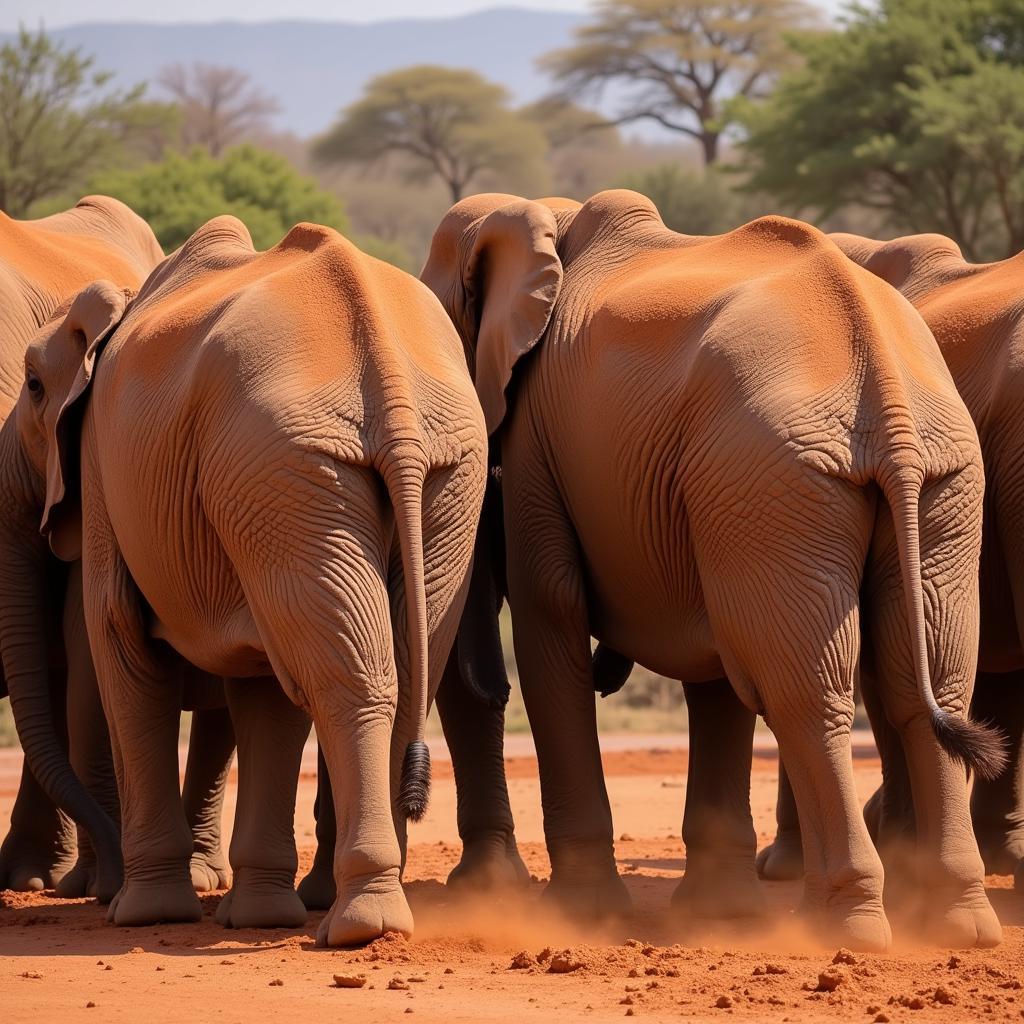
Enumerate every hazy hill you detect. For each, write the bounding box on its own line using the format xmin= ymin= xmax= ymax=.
xmin=4 ymin=8 xmax=584 ymax=137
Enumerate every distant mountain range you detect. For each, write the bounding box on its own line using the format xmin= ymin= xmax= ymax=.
xmin=3 ymin=8 xmax=586 ymax=138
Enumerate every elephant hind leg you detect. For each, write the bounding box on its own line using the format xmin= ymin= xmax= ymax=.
xmin=864 ymin=470 xmax=998 ymax=948
xmin=970 ymin=671 xmax=1024 ymax=874
xmin=697 ymin=483 xmax=889 ymax=951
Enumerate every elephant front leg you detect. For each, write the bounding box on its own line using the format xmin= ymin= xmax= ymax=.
xmin=504 ymin=458 xmax=629 ymax=921
xmin=969 ymin=670 xmax=1024 ymax=875
xmin=673 ymin=678 xmax=764 ymax=919
xmin=56 ymin=566 xmax=123 ymax=902
xmin=83 ymin=508 xmax=199 ymax=926
xmin=215 ymin=677 xmax=308 ymax=928
xmin=296 ymin=744 xmax=338 ymax=910
xmin=436 ymin=653 xmax=529 ymax=892
xmin=0 ymin=756 xmax=76 ymax=892
xmin=182 ymin=703 xmax=235 ymax=892
xmin=755 ymin=763 xmax=804 ymax=881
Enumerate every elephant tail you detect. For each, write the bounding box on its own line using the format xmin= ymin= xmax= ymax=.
xmin=380 ymin=447 xmax=431 ymax=821
xmin=883 ymin=467 xmax=1006 ymax=781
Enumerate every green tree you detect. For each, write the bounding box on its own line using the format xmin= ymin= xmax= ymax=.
xmin=313 ymin=66 xmax=549 ymax=203
xmin=617 ymin=162 xmax=755 ymax=233
xmin=738 ymin=0 xmax=1024 ymax=260
xmin=0 ymin=26 xmax=175 ymax=216
xmin=540 ymin=0 xmax=818 ymax=167
xmin=88 ymin=144 xmax=349 ymax=252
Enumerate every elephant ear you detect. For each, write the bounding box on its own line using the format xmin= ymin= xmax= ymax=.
xmin=41 ymin=280 xmax=131 ymax=561
xmin=464 ymin=201 xmax=563 ymax=435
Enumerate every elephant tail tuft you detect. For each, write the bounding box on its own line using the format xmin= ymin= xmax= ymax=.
xmin=399 ymin=739 xmax=431 ymax=821
xmin=931 ymin=713 xmax=1007 ymax=782
xmin=883 ymin=467 xmax=1007 ymax=781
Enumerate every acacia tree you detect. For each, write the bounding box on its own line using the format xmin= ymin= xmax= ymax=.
xmin=540 ymin=0 xmax=818 ymax=166
xmin=0 ymin=27 xmax=173 ymax=216
xmin=313 ymin=66 xmax=548 ymax=203
xmin=158 ymin=63 xmax=280 ymax=156
xmin=738 ymin=0 xmax=1024 ymax=260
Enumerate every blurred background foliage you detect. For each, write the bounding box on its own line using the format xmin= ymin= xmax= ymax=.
xmin=2 ymin=0 xmax=1021 ymax=741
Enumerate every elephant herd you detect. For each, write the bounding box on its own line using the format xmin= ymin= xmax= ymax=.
xmin=0 ymin=189 xmax=1021 ymax=956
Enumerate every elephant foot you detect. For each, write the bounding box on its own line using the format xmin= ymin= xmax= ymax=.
xmin=54 ymin=856 xmax=100 ymax=899
xmin=755 ymin=830 xmax=804 ymax=881
xmin=215 ymin=869 xmax=306 ymax=929
xmin=974 ymin=823 xmax=1024 ymax=876
xmin=543 ymin=869 xmax=633 ymax=921
xmin=672 ymin=856 xmax=765 ymax=919
xmin=0 ymin=831 xmax=76 ymax=893
xmin=806 ymin=899 xmax=892 ymax=953
xmin=297 ymin=858 xmax=337 ymax=910
xmin=315 ymin=870 xmax=413 ymax=947
xmin=447 ymin=834 xmax=531 ymax=892
xmin=921 ymin=883 xmax=1002 ymax=949
xmin=107 ymin=876 xmax=202 ymax=926
xmin=190 ymin=850 xmax=230 ymax=892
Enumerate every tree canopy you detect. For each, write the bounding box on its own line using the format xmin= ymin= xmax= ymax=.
xmin=540 ymin=0 xmax=818 ymax=166
xmin=87 ymin=144 xmax=349 ymax=252
xmin=313 ymin=65 xmax=549 ymax=202
xmin=0 ymin=26 xmax=175 ymax=216
xmin=158 ymin=63 xmax=280 ymax=156
xmin=738 ymin=0 xmax=1024 ymax=260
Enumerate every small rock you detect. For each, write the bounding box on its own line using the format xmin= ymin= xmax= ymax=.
xmin=832 ymin=949 xmax=858 ymax=966
xmin=715 ymin=995 xmax=733 ymax=1009
xmin=815 ymin=968 xmax=847 ymax=992
xmin=444 ymin=968 xmax=454 ymax=975
xmin=947 ymin=956 xmax=962 ymax=969
xmin=155 ymin=966 xmax=165 ymax=972
xmin=548 ymin=952 xmax=583 ymax=974
xmin=874 ymin=1015 xmax=890 ymax=1023
xmin=765 ymin=964 xmax=787 ymax=975
xmin=934 ymin=986 xmax=956 ymax=1005
xmin=508 ymin=951 xmax=534 ymax=970
xmin=388 ymin=978 xmax=410 ymax=991
xmin=21 ymin=972 xmax=42 ymax=980
xmin=408 ymin=976 xmax=426 ymax=983
xmin=104 ymin=965 xmax=113 ymax=972
xmin=619 ymin=834 xmax=634 ymax=842
xmin=333 ymin=974 xmax=367 ymax=989
xmin=86 ymin=1002 xmax=95 ymax=1009
xmin=268 ymin=979 xmax=283 ymax=987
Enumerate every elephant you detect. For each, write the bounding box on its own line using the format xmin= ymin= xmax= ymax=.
xmin=12 ymin=215 xmax=486 ymax=945
xmin=0 ymin=196 xmax=164 ymax=897
xmin=758 ymin=232 xmax=1024 ymax=893
xmin=421 ymin=188 xmax=1005 ymax=951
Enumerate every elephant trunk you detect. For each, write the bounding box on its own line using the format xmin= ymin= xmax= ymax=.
xmin=379 ymin=444 xmax=431 ymax=822
xmin=0 ymin=425 xmax=121 ymax=894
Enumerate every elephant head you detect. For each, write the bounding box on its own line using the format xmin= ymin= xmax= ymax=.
xmin=420 ymin=195 xmax=569 ymax=707
xmin=0 ymin=280 xmax=132 ymax=899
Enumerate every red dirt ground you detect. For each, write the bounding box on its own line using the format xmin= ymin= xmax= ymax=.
xmin=1 ymin=737 xmax=1021 ymax=1023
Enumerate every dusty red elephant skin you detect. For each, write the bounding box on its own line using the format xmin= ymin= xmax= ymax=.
xmin=0 ymin=197 xmax=163 ymax=896
xmin=422 ymin=189 xmax=999 ymax=952
xmin=12 ymin=216 xmax=487 ymax=945
xmin=837 ymin=234 xmax=1024 ymax=880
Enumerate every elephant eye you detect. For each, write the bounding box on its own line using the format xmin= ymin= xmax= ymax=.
xmin=26 ymin=373 xmax=43 ymax=402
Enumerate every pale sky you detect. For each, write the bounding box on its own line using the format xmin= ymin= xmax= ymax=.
xmin=3 ymin=0 xmax=844 ymax=31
